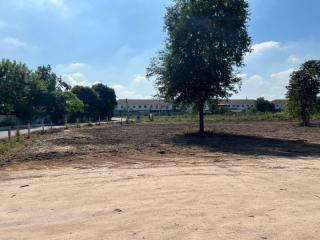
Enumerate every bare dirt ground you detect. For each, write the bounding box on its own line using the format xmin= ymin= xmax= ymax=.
xmin=1 ymin=121 xmax=320 ymax=239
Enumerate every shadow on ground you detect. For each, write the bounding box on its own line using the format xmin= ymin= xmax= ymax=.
xmin=172 ymin=132 xmax=320 ymax=158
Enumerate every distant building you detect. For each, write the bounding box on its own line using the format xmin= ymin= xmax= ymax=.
xmin=115 ymin=98 xmax=287 ymax=115
xmin=219 ymin=99 xmax=257 ymax=113
xmin=219 ymin=99 xmax=287 ymax=112
xmin=115 ymin=99 xmax=175 ymax=115
xmin=271 ymin=99 xmax=287 ymax=111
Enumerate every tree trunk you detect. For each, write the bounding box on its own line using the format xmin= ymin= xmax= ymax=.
xmin=301 ymin=107 xmax=310 ymax=126
xmin=302 ymin=115 xmax=310 ymax=126
xmin=198 ymin=99 xmax=205 ymax=134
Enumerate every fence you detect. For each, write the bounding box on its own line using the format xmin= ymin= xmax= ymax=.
xmin=0 ymin=118 xmax=125 ymax=141
xmin=0 ymin=122 xmax=59 ymax=141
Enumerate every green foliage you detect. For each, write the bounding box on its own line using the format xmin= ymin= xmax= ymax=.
xmin=147 ymin=0 xmax=251 ymax=132
xmin=242 ymin=107 xmax=258 ymax=114
xmin=71 ymin=86 xmax=100 ymax=119
xmin=255 ymin=97 xmax=275 ymax=113
xmin=50 ymin=91 xmax=85 ymax=123
xmin=0 ymin=59 xmax=116 ymax=124
xmin=141 ymin=112 xmax=293 ymax=122
xmin=287 ymin=60 xmax=320 ymax=126
xmin=313 ymin=112 xmax=320 ymax=119
xmin=71 ymin=84 xmax=117 ymax=121
xmin=316 ymin=98 xmax=320 ymax=113
xmin=0 ymin=140 xmax=16 ymax=155
xmin=0 ymin=60 xmax=73 ymax=123
xmin=28 ymin=65 xmax=67 ymax=121
xmin=208 ymin=99 xmax=228 ymax=114
xmin=0 ymin=59 xmax=32 ymax=120
xmin=92 ymin=83 xmax=117 ymax=120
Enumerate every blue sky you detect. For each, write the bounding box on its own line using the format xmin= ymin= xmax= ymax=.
xmin=0 ymin=0 xmax=320 ymax=100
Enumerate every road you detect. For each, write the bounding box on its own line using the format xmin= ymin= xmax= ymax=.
xmin=0 ymin=118 xmax=124 ymax=140
xmin=0 ymin=126 xmax=64 ymax=140
xmin=1 ymin=158 xmax=320 ymax=239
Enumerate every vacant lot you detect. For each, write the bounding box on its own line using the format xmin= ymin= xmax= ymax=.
xmin=1 ymin=121 xmax=320 ymax=239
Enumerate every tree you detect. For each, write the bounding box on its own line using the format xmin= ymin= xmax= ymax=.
xmin=316 ymin=97 xmax=320 ymax=113
xmin=30 ymin=65 xmax=63 ymax=120
xmin=208 ymin=99 xmax=228 ymax=114
xmin=72 ymin=86 xmax=100 ymax=120
xmin=0 ymin=59 xmax=33 ymax=121
xmin=287 ymin=60 xmax=320 ymax=126
xmin=255 ymin=97 xmax=275 ymax=113
xmin=92 ymin=84 xmax=117 ymax=120
xmin=0 ymin=59 xmax=116 ymax=125
xmin=147 ymin=0 xmax=251 ymax=133
xmin=0 ymin=60 xmax=82 ymax=124
xmin=50 ymin=91 xmax=85 ymax=123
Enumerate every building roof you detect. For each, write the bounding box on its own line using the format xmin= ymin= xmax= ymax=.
xmin=219 ymin=99 xmax=257 ymax=105
xmin=117 ymin=99 xmax=171 ymax=106
xmin=271 ymin=99 xmax=287 ymax=104
xmin=117 ymin=98 xmax=287 ymax=106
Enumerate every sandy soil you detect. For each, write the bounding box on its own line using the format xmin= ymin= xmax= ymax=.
xmin=1 ymin=121 xmax=320 ymax=239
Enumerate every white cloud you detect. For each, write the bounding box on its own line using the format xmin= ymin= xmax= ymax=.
xmin=54 ymin=63 xmax=96 ymax=87
xmin=241 ymin=74 xmax=264 ymax=85
xmin=270 ymin=68 xmax=295 ymax=80
xmin=0 ymin=37 xmax=29 ymax=50
xmin=288 ymin=55 xmax=300 ymax=64
xmin=252 ymin=41 xmax=280 ymax=54
xmin=69 ymin=63 xmax=90 ymax=69
xmin=132 ymin=73 xmax=147 ymax=84
xmin=236 ymin=73 xmax=248 ymax=79
xmin=249 ymin=74 xmax=263 ymax=82
xmin=111 ymin=84 xmax=148 ymax=99
xmin=62 ymin=72 xmax=89 ymax=87
xmin=55 ymin=62 xmax=91 ymax=72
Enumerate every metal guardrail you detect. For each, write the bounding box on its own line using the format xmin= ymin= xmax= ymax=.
xmin=0 ymin=119 xmax=129 ymax=141
xmin=0 ymin=123 xmax=58 ymax=132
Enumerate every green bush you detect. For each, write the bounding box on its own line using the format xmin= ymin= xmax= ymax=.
xmin=139 ymin=112 xmax=297 ymax=122
xmin=0 ymin=141 xmax=16 ymax=155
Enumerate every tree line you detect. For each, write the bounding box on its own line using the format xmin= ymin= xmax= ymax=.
xmin=0 ymin=59 xmax=117 ymax=125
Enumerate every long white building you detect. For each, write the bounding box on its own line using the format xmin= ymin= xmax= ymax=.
xmin=219 ymin=99 xmax=287 ymax=112
xmin=115 ymin=98 xmax=287 ymax=115
xmin=116 ymin=99 xmax=174 ymax=114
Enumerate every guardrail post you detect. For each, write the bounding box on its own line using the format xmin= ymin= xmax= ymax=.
xmin=27 ymin=123 xmax=31 ymax=139
xmin=41 ymin=120 xmax=45 ymax=133
xmin=8 ymin=128 xmax=11 ymax=141
xmin=16 ymin=125 xmax=20 ymax=142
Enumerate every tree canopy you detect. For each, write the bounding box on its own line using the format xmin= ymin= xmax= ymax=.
xmin=72 ymin=84 xmax=117 ymax=121
xmin=287 ymin=60 xmax=320 ymax=126
xmin=0 ymin=59 xmax=117 ymax=124
xmin=72 ymin=86 xmax=100 ymax=119
xmin=0 ymin=59 xmax=31 ymax=120
xmin=255 ymin=98 xmax=275 ymax=113
xmin=147 ymin=0 xmax=251 ymax=133
xmin=92 ymin=84 xmax=117 ymax=120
